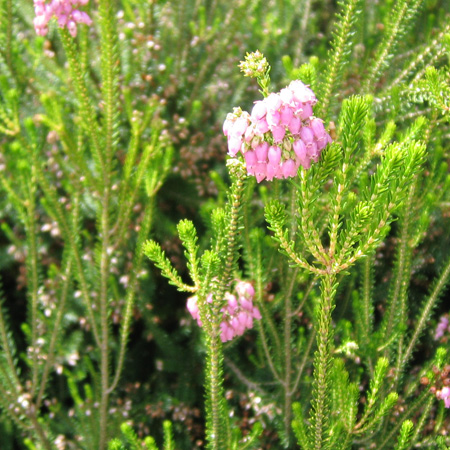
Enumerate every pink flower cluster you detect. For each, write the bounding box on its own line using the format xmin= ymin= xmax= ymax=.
xmin=434 ymin=315 xmax=450 ymax=340
xmin=436 ymin=386 xmax=450 ymax=408
xmin=34 ymin=0 xmax=92 ymax=37
xmin=187 ymin=281 xmax=261 ymax=343
xmin=223 ymin=80 xmax=332 ymax=182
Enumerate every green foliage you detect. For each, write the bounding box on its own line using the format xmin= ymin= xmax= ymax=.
xmin=1 ymin=0 xmax=450 ymax=449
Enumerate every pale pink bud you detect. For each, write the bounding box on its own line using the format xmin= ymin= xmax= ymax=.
xmin=235 ymin=281 xmax=255 ymax=298
xmin=240 ymin=298 xmax=253 ymax=311
xmin=280 ymin=87 xmax=294 ymax=105
xmin=232 ymin=116 xmax=248 ymax=137
xmin=223 ymin=116 xmax=234 ymax=136
xmin=290 ymin=80 xmax=317 ymax=104
xmin=227 ymin=135 xmax=243 ymax=156
xmin=67 ymin=20 xmax=77 ymax=37
xmin=266 ymin=93 xmax=282 ymax=111
xmin=251 ymin=101 xmax=267 ymax=120
xmin=254 ymin=117 xmax=269 ymax=135
xmin=244 ymin=124 xmax=255 ymax=143
xmin=187 ymin=296 xmax=199 ymax=318
xmin=266 ymin=109 xmax=281 ymax=128
xmin=226 ymin=293 xmax=238 ymax=310
xmin=35 ymin=4 xmax=45 ymax=15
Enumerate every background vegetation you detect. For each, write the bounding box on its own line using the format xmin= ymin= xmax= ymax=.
xmin=1 ymin=0 xmax=450 ymax=449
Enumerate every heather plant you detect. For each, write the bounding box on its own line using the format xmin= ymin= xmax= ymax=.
xmin=1 ymin=1 xmax=450 ymax=450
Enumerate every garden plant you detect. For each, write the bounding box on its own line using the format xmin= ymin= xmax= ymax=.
xmin=1 ymin=0 xmax=450 ymax=449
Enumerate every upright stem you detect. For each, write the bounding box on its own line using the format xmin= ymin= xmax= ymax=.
xmin=311 ymin=272 xmax=336 ymax=450
xmin=206 ymin=168 xmax=245 ymax=449
xmin=206 ymin=326 xmax=224 ymax=450
xmin=99 ymin=186 xmax=111 ymax=450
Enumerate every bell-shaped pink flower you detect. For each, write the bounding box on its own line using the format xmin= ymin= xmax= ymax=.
xmin=254 ymin=162 xmax=267 ymax=183
xmin=255 ymin=142 xmax=269 ymax=162
xmin=281 ymin=159 xmax=297 ymax=178
xmin=288 ymin=116 xmax=302 ymax=135
xmin=268 ymin=145 xmax=281 ymax=165
xmin=280 ymin=105 xmax=294 ymax=126
xmin=244 ymin=150 xmax=257 ymax=174
xmin=271 ymin=125 xmax=286 ymax=143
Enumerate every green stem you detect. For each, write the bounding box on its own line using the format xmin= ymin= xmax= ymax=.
xmin=206 ymin=169 xmax=246 ymax=449
xmin=311 ymin=273 xmax=336 ymax=450
xmin=99 ymin=184 xmax=111 ymax=450
xmin=108 ymin=198 xmax=155 ymax=393
xmin=283 ymin=267 xmax=298 ymax=445
xmin=98 ymin=0 xmax=119 ymax=166
xmin=24 ymin=177 xmax=40 ymax=397
xmin=36 ymin=257 xmax=73 ymax=410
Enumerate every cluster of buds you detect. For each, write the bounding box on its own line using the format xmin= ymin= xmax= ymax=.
xmin=33 ymin=0 xmax=92 ymax=37
xmin=434 ymin=314 xmax=450 ymax=340
xmin=187 ymin=281 xmax=261 ymax=343
xmin=223 ymin=80 xmax=332 ymax=182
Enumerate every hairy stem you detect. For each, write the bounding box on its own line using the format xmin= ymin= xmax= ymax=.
xmin=311 ymin=273 xmax=336 ymax=450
